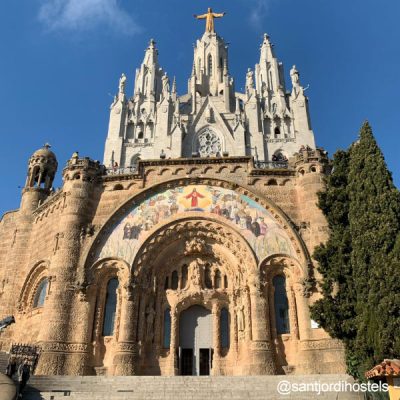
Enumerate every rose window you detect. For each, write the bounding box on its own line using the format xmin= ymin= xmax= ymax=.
xmin=197 ymin=129 xmax=222 ymax=157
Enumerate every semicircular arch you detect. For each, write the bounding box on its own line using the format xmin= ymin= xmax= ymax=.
xmin=84 ymin=178 xmax=310 ymax=275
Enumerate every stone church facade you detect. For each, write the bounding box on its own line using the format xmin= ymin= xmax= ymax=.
xmin=0 ymin=23 xmax=345 ymax=376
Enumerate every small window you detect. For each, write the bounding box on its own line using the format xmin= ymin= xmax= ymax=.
xmin=181 ymin=264 xmax=188 ymax=289
xmin=33 ymin=279 xmax=48 ymax=308
xmin=273 ymin=275 xmax=290 ymax=334
xmin=163 ymin=308 xmax=171 ymax=348
xmin=205 ymin=264 xmax=212 ymax=289
xmin=220 ymin=308 xmax=230 ymax=348
xmin=274 ymin=127 xmax=281 ymax=138
xmin=224 ymin=275 xmax=228 ymax=289
xmin=171 ymin=271 xmax=179 ymax=290
xmin=102 ymin=278 xmax=119 ymax=336
xmin=214 ymin=270 xmax=221 ymax=289
xmin=164 ymin=276 xmax=169 ymax=290
xmin=208 ymin=54 xmax=213 ymax=75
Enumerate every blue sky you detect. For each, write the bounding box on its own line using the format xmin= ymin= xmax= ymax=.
xmin=1 ymin=0 xmax=399 ymax=215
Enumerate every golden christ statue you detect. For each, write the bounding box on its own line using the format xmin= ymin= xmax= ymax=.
xmin=194 ymin=8 xmax=226 ymax=33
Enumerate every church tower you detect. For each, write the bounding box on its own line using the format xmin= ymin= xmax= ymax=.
xmin=103 ymin=15 xmax=317 ymax=168
xmin=255 ymin=34 xmax=315 ymax=161
xmin=103 ymin=39 xmax=181 ymax=169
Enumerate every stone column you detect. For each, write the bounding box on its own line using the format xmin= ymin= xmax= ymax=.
xmin=169 ymin=306 xmax=178 ymax=375
xmin=249 ymin=276 xmax=276 ymax=375
xmin=113 ymin=284 xmax=137 ymax=375
xmin=293 ymin=282 xmax=311 ymax=341
xmin=288 ymin=287 xmax=300 ymax=340
xmin=211 ymin=302 xmax=221 ymax=375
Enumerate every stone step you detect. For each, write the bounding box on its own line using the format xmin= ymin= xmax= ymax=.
xmin=22 ymin=375 xmax=366 ymax=400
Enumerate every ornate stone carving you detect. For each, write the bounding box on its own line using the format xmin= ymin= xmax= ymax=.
xmin=236 ymin=303 xmax=245 ymax=333
xmin=184 ymin=237 xmax=206 ymax=255
xmin=198 ymin=128 xmax=222 ymax=157
xmin=190 ymin=259 xmax=202 ymax=287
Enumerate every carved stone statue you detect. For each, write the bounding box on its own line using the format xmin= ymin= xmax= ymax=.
xmin=236 ymin=303 xmax=245 ymax=332
xmin=246 ymin=68 xmax=254 ymax=91
xmin=290 ymin=65 xmax=300 ymax=87
xmin=146 ymin=305 xmax=155 ymax=342
xmin=119 ymin=73 xmax=127 ymax=94
xmin=189 ymin=258 xmax=202 ymax=288
xmin=162 ymin=73 xmax=170 ymax=98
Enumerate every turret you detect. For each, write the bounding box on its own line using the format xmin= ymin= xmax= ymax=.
xmin=20 ymin=144 xmax=58 ymax=213
xmin=103 ymin=39 xmax=180 ymax=167
xmin=254 ymin=34 xmax=316 ymax=161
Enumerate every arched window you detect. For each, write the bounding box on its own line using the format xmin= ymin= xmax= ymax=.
xmin=273 ymin=275 xmax=290 ymax=334
xmin=102 ymin=278 xmax=119 ymax=336
xmin=181 ymin=264 xmax=188 ymax=289
xmin=131 ymin=154 xmax=140 ymax=167
xmin=171 ymin=271 xmax=179 ymax=290
xmin=163 ymin=308 xmax=171 ymax=348
xmin=164 ymin=276 xmax=169 ymax=290
xmin=224 ymin=275 xmax=228 ymax=289
xmin=208 ymin=54 xmax=213 ymax=75
xmin=126 ymin=123 xmax=134 ymax=140
xmin=274 ymin=127 xmax=281 ymax=138
xmin=220 ymin=308 xmax=230 ymax=348
xmin=205 ymin=264 xmax=212 ymax=289
xmin=33 ymin=278 xmax=48 ymax=308
xmin=214 ymin=270 xmax=221 ymax=289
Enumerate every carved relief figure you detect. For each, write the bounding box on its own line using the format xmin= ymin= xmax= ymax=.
xmin=189 ymin=259 xmax=202 ymax=288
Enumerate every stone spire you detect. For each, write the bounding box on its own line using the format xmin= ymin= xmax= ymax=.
xmin=188 ymin=30 xmax=233 ymax=103
xmin=133 ymin=39 xmax=164 ymax=102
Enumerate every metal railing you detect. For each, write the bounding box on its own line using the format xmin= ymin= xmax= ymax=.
xmin=105 ymin=166 xmax=138 ymax=175
xmin=254 ymin=160 xmax=289 ymax=169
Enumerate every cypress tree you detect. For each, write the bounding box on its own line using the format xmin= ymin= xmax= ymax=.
xmin=347 ymin=121 xmax=400 ymax=378
xmin=311 ymin=121 xmax=400 ymax=379
xmin=310 ymin=150 xmax=356 ymax=342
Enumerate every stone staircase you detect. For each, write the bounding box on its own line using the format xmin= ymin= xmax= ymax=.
xmin=22 ymin=375 xmax=366 ymax=400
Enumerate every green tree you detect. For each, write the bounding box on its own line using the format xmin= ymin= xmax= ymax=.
xmin=311 ymin=122 xmax=400 ymax=379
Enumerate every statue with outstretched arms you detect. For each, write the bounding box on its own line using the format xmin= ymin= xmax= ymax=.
xmin=194 ymin=8 xmax=226 ymax=33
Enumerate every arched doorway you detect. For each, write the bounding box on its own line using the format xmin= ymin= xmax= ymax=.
xmin=179 ymin=305 xmax=213 ymax=376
